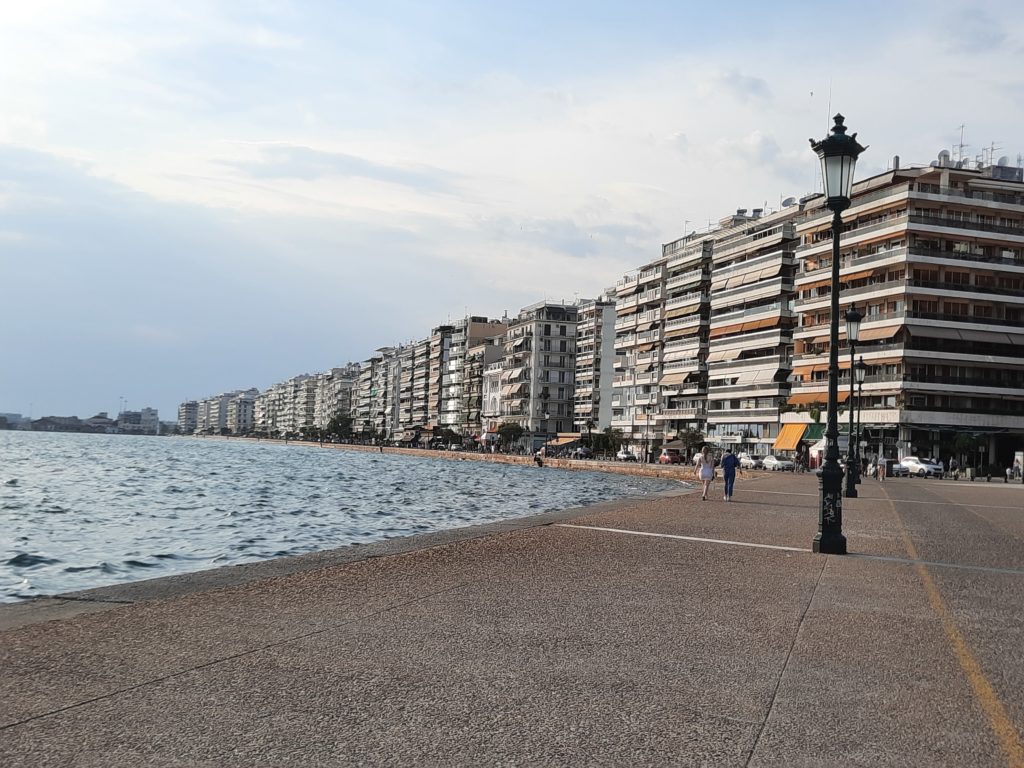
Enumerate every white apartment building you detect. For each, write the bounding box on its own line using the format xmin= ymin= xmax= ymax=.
xmin=704 ymin=208 xmax=800 ymax=455
xmin=314 ymin=363 xmax=361 ymax=430
xmin=787 ymin=156 xmax=1024 ymax=467
xmin=439 ymin=316 xmax=508 ymax=435
xmin=226 ymin=388 xmax=259 ymax=435
xmin=177 ymin=401 xmax=198 ymax=434
xmin=501 ymin=301 xmax=579 ymax=450
xmin=573 ymin=292 xmax=617 ymax=435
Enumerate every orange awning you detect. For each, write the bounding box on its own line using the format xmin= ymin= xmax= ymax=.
xmin=840 ymin=270 xmax=877 ymax=283
xmin=788 ymin=390 xmax=850 ymax=405
xmin=741 ymin=317 xmax=779 ymax=332
xmin=858 ymin=325 xmax=900 ymax=341
xmin=709 ymin=322 xmax=746 ymax=338
xmin=773 ymin=423 xmax=807 ymax=451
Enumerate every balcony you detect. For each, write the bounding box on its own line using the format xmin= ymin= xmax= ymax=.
xmin=797 ymin=215 xmax=910 ymax=254
xmin=665 ymin=291 xmax=707 ymax=310
xmin=665 ymin=314 xmax=703 ymax=331
xmin=909 ymin=213 xmax=1024 ymax=239
xmin=666 ymin=269 xmax=704 ymax=291
xmin=616 ymin=273 xmax=640 ymax=292
xmin=658 ymin=407 xmax=706 ymax=420
xmin=710 ymin=301 xmax=786 ymax=325
xmin=614 ymin=334 xmax=637 ymax=349
xmin=714 ymin=223 xmax=796 ymax=259
xmin=614 ymin=315 xmax=638 ymax=332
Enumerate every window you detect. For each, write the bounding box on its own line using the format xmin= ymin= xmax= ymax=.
xmin=973 ymin=305 xmax=993 ymax=318
xmin=544 ymin=324 xmax=551 ymax=336
xmin=559 ymin=339 xmax=567 ymax=352
xmin=559 ymin=325 xmax=567 ymax=336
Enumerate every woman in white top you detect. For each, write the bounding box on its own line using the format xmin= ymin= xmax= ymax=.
xmin=695 ymin=446 xmax=716 ymax=501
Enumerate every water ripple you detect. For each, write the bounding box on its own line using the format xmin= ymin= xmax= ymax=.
xmin=0 ymin=432 xmax=686 ymax=601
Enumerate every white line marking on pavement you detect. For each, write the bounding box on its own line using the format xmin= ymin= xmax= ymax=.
xmin=752 ymin=490 xmax=1022 ymax=511
xmin=556 ymin=524 xmax=1024 ymax=577
xmin=554 ymin=524 xmax=813 ymax=553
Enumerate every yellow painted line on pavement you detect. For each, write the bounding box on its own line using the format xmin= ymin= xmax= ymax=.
xmin=884 ymin=494 xmax=1024 ymax=768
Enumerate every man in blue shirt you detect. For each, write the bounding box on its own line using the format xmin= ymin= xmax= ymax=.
xmin=721 ymin=448 xmax=741 ymax=502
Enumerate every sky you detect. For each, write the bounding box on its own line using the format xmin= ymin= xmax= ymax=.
xmin=2 ymin=0 xmax=1023 ymax=419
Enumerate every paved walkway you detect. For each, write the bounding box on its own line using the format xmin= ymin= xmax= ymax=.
xmin=1 ymin=472 xmax=1022 ymax=767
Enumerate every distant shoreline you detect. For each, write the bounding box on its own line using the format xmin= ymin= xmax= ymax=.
xmin=188 ymin=434 xmax=697 ymax=484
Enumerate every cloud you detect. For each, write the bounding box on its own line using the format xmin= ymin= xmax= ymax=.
xmin=939 ymin=8 xmax=1008 ymax=53
xmin=223 ymin=144 xmax=460 ymax=193
xmin=715 ymin=69 xmax=771 ymax=101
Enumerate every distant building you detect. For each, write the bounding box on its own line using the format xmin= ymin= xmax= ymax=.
xmin=177 ymin=401 xmax=198 ymax=434
xmin=118 ymin=408 xmax=159 ymax=435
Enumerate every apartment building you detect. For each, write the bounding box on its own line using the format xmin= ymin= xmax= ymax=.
xmin=657 ymin=239 xmax=713 ymax=445
xmin=788 ymin=157 xmax=1024 ymax=466
xmin=573 ymin=292 xmax=617 ymax=434
xmin=313 ymin=364 xmax=361 ymax=430
xmin=704 ymin=208 xmax=800 ymax=455
xmin=438 ymin=316 xmax=508 ymax=435
xmin=501 ymin=301 xmax=579 ymax=450
xmin=177 ymin=401 xmax=198 ymax=434
xmin=481 ymin=359 xmax=504 ymax=441
xmin=393 ymin=339 xmax=431 ymax=435
xmin=352 ymin=350 xmax=396 ymax=439
xmin=464 ymin=338 xmax=505 ymax=438
xmin=612 ymin=260 xmax=667 ymax=458
xmin=226 ymin=389 xmax=259 ymax=435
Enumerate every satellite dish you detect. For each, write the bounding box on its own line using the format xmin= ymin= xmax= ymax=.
xmin=998 ymin=156 xmax=1010 ymax=166
xmin=782 ymin=197 xmax=797 ymax=207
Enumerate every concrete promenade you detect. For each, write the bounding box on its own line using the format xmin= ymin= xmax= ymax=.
xmin=1 ymin=472 xmax=1022 ymax=766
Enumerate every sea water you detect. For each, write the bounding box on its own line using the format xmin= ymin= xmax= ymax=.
xmin=0 ymin=431 xmax=684 ymax=601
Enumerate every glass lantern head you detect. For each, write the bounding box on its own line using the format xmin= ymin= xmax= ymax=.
xmin=810 ymin=114 xmax=867 ymax=211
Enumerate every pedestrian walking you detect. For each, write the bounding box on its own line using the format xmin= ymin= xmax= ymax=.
xmin=721 ymin=448 xmax=741 ymax=501
xmin=878 ymin=458 xmax=886 ymax=481
xmin=694 ymin=446 xmax=715 ymax=501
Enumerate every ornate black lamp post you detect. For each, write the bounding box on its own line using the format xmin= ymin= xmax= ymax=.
xmin=538 ymin=389 xmax=550 ymax=450
xmin=844 ymin=303 xmax=863 ymax=497
xmin=854 ymin=356 xmax=868 ymax=483
xmin=809 ymin=114 xmax=866 ymax=554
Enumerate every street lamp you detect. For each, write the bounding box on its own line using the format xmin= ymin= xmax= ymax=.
xmin=844 ymin=303 xmax=863 ymax=497
xmin=855 ymin=356 xmax=868 ymax=485
xmin=538 ymin=389 xmax=550 ymax=451
xmin=809 ymin=114 xmax=867 ymax=555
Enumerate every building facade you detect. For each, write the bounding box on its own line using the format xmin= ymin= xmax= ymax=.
xmin=788 ymin=158 xmax=1024 ymax=467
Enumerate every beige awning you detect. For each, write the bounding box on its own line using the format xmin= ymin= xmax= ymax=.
xmin=659 ymin=372 xmax=688 ymax=385
xmin=706 ymin=348 xmax=742 ymax=363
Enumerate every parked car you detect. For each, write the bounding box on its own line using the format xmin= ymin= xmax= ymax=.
xmin=739 ymin=454 xmax=764 ymax=470
xmin=900 ymin=456 xmax=943 ymax=478
xmin=571 ymin=446 xmax=593 ymax=459
xmin=616 ymin=449 xmax=638 ymax=462
xmin=763 ymin=455 xmax=795 ymax=471
xmin=659 ymin=449 xmax=683 ymax=465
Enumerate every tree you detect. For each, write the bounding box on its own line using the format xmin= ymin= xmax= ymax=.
xmin=436 ymin=427 xmax=461 ymax=447
xmin=584 ymin=418 xmax=596 ymax=447
xmin=676 ymin=427 xmax=705 ymax=455
xmin=497 ymin=422 xmax=525 ymax=447
xmin=326 ymin=415 xmax=353 ymax=440
xmin=592 ymin=427 xmax=625 ymax=455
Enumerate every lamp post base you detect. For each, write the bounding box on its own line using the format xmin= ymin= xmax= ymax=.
xmin=812 ymin=530 xmax=847 ymax=554
xmin=815 ymin=461 xmax=847 ymax=554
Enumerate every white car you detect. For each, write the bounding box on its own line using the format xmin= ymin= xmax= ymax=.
xmin=616 ymin=449 xmax=638 ymax=462
xmin=739 ymin=454 xmax=764 ymax=469
xmin=763 ymin=455 xmax=795 ymax=471
xmin=900 ymin=456 xmax=943 ymax=478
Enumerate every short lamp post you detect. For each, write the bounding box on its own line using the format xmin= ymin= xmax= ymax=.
xmin=809 ymin=114 xmax=867 ymax=555
xmin=538 ymin=390 xmax=550 ymax=450
xmin=855 ymin=356 xmax=868 ymax=485
xmin=844 ymin=303 xmax=863 ymax=497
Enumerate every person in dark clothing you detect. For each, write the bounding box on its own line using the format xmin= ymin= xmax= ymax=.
xmin=721 ymin=448 xmax=741 ymax=501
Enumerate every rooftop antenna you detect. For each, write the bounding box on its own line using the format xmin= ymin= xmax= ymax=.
xmin=954 ymin=124 xmax=968 ymax=163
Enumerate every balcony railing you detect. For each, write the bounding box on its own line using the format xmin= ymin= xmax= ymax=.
xmin=797 ymin=215 xmax=910 ymax=253
xmin=665 ymin=291 xmax=707 ymax=309
xmin=910 ymin=213 xmax=1024 ymax=238
xmin=665 ymin=269 xmax=705 ymax=290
